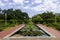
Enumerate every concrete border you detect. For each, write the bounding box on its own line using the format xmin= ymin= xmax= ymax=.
xmin=8 ymin=24 xmax=54 ymax=38
xmin=2 ymin=24 xmax=56 ymax=40
xmin=9 ymin=36 xmax=53 ymax=38
xmin=4 ymin=24 xmax=25 ymax=39
xmin=37 ymin=24 xmax=56 ymax=38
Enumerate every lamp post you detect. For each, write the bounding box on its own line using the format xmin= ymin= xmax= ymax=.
xmin=5 ymin=13 xmax=7 ymax=25
xmin=0 ymin=8 xmax=1 ymax=14
xmin=55 ymin=13 xmax=57 ymax=24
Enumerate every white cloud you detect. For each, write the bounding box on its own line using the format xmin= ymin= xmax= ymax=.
xmin=0 ymin=1 xmax=5 ymax=6
xmin=34 ymin=0 xmax=42 ymax=3
xmin=31 ymin=0 xmax=42 ymax=4
xmin=25 ymin=0 xmax=30 ymax=3
xmin=0 ymin=0 xmax=60 ymax=13
xmin=12 ymin=0 xmax=60 ymax=13
xmin=13 ymin=0 xmax=24 ymax=4
xmin=23 ymin=6 xmax=30 ymax=9
xmin=9 ymin=3 xmax=13 ymax=5
xmin=28 ymin=0 xmax=60 ymax=13
xmin=4 ymin=0 xmax=8 ymax=2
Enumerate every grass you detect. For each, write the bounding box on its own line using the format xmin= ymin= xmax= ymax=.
xmin=0 ymin=19 xmax=20 ymax=31
xmin=43 ymin=22 xmax=60 ymax=31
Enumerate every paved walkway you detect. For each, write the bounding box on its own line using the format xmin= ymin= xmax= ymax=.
xmin=37 ymin=24 xmax=60 ymax=38
xmin=0 ymin=24 xmax=25 ymax=39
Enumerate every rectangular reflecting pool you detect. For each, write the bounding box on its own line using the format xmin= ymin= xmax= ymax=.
xmin=10 ymin=24 xmax=50 ymax=37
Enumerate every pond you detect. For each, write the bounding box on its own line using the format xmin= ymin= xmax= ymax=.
xmin=10 ymin=24 xmax=50 ymax=37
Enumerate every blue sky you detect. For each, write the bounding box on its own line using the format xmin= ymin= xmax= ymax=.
xmin=0 ymin=0 xmax=60 ymax=17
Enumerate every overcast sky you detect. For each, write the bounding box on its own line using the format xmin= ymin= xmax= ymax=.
xmin=0 ymin=0 xmax=60 ymax=17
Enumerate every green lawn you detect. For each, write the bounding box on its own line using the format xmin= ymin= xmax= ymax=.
xmin=43 ymin=22 xmax=60 ymax=31
xmin=0 ymin=19 xmax=19 ymax=31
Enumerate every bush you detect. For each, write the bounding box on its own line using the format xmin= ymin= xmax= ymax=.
xmin=52 ymin=23 xmax=60 ymax=31
xmin=19 ymin=31 xmax=43 ymax=36
xmin=42 ymin=22 xmax=47 ymax=25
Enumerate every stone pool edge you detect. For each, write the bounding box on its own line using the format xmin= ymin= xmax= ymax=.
xmin=4 ymin=24 xmax=25 ymax=39
xmin=36 ymin=24 xmax=56 ymax=38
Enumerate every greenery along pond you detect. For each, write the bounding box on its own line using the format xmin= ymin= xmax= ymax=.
xmin=0 ymin=8 xmax=29 ymax=31
xmin=11 ymin=20 xmax=50 ymax=37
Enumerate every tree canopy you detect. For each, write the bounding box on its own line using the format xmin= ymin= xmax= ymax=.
xmin=0 ymin=8 xmax=29 ymax=23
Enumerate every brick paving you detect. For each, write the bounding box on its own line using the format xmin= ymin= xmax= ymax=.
xmin=0 ymin=24 xmax=24 ymax=39
xmin=37 ymin=24 xmax=60 ymax=38
xmin=0 ymin=24 xmax=60 ymax=40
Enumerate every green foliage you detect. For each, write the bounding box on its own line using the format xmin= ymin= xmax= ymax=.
xmin=19 ymin=31 xmax=43 ymax=36
xmin=32 ymin=14 xmax=43 ymax=24
xmin=32 ymin=11 xmax=60 ymax=31
xmin=0 ymin=8 xmax=29 ymax=31
xmin=16 ymin=20 xmax=43 ymax=36
xmin=52 ymin=23 xmax=60 ymax=31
